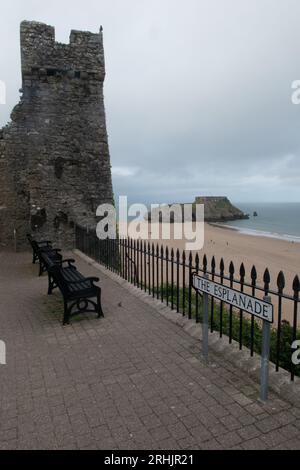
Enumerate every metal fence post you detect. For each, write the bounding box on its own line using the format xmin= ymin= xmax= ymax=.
xmin=202 ymin=274 xmax=209 ymax=362
xmin=260 ymin=295 xmax=272 ymax=402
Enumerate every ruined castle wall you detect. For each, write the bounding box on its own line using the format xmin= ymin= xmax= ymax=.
xmin=0 ymin=21 xmax=114 ymax=250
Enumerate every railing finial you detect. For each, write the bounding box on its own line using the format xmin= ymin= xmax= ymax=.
xmin=277 ymin=271 xmax=285 ymax=292
xmin=263 ymin=268 xmax=271 ymax=294
xmin=293 ymin=275 xmax=300 ymax=297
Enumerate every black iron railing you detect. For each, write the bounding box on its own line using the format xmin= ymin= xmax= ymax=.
xmin=75 ymin=225 xmax=300 ymax=381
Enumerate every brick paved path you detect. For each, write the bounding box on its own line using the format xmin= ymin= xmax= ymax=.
xmin=0 ymin=251 xmax=300 ymax=450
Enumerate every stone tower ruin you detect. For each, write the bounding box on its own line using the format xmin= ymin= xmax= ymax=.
xmin=0 ymin=21 xmax=114 ymax=249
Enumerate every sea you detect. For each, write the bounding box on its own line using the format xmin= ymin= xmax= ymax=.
xmin=220 ymin=202 xmax=300 ymax=243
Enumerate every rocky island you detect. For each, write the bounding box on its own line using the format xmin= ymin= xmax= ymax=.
xmin=147 ymin=196 xmax=249 ymax=223
xmin=195 ymin=197 xmax=249 ymax=222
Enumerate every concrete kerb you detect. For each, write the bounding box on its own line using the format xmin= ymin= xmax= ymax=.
xmin=74 ymin=249 xmax=300 ymax=408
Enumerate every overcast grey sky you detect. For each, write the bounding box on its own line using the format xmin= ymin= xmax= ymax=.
xmin=1 ymin=0 xmax=300 ymax=204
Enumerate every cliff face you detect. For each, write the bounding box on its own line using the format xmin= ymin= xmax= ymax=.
xmin=147 ymin=197 xmax=248 ymax=223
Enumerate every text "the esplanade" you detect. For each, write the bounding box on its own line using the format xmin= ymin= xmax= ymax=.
xmin=193 ymin=275 xmax=273 ymax=323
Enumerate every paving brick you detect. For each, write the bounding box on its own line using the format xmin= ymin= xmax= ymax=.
xmin=225 ymin=403 xmax=248 ymax=418
xmin=158 ymin=438 xmax=180 ymax=450
xmin=245 ymin=402 xmax=266 ymax=417
xmin=141 ymin=414 xmax=162 ymax=430
xmin=238 ymin=424 xmax=261 ymax=440
xmin=149 ymin=426 xmax=171 ymax=441
xmin=220 ymin=415 xmax=242 ymax=431
xmin=255 ymin=416 xmax=281 ymax=434
xmin=199 ymin=439 xmax=224 ymax=450
xmin=167 ymin=422 xmax=190 ymax=440
xmin=232 ymin=393 xmax=254 ymax=407
xmin=260 ymin=429 xmax=289 ymax=447
xmin=217 ymin=431 xmax=243 ymax=448
xmin=208 ymin=423 xmax=228 ymax=437
xmin=273 ymin=411 xmax=296 ymax=426
xmin=189 ymin=424 xmax=212 ymax=443
xmin=280 ymin=438 xmax=300 ymax=450
xmin=238 ymin=413 xmax=257 ymax=426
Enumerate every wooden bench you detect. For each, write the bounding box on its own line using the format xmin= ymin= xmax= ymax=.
xmin=40 ymin=251 xmax=76 ymax=295
xmin=27 ymin=234 xmax=62 ymax=276
xmin=27 ymin=234 xmax=53 ymax=263
xmin=41 ymin=252 xmax=104 ymax=325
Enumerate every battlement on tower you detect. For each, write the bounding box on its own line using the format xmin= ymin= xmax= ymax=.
xmin=20 ymin=21 xmax=105 ymax=83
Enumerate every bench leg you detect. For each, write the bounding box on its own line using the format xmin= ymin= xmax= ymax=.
xmin=97 ymin=289 xmax=104 ymax=318
xmin=39 ymin=260 xmax=47 ymax=277
xmin=38 ymin=260 xmax=43 ymax=277
xmin=48 ymin=273 xmax=53 ymax=295
xmin=63 ymin=300 xmax=70 ymax=326
xmin=33 ymin=252 xmax=38 ymax=264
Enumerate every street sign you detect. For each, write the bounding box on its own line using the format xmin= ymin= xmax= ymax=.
xmin=192 ymin=273 xmax=273 ymax=323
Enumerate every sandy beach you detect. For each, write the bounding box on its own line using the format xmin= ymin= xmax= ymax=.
xmin=198 ymin=223 xmax=299 ymax=294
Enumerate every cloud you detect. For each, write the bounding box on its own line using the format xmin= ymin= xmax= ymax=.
xmin=1 ymin=0 xmax=300 ymax=202
xmin=112 ymin=166 xmax=140 ymax=177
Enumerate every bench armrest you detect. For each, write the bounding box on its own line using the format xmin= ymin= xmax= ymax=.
xmin=85 ymin=277 xmax=100 ymax=283
xmin=61 ymin=259 xmax=76 ymax=267
xmin=37 ymin=240 xmax=52 ymax=246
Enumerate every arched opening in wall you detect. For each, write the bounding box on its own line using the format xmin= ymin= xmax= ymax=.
xmin=54 ymin=157 xmax=64 ymax=179
xmin=47 ymin=69 xmax=56 ymax=77
xmin=53 ymin=212 xmax=76 ymax=248
xmin=31 ymin=208 xmax=47 ymax=231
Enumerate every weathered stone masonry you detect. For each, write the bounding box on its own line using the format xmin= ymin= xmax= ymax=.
xmin=0 ymin=21 xmax=114 ymax=249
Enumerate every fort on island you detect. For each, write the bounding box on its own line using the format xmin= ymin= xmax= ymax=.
xmin=147 ymin=196 xmax=248 ymax=223
xmin=0 ymin=21 xmax=114 ymax=250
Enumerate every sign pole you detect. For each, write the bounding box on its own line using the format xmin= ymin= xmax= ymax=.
xmin=202 ymin=274 xmax=209 ymax=362
xmin=260 ymin=295 xmax=272 ymax=402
